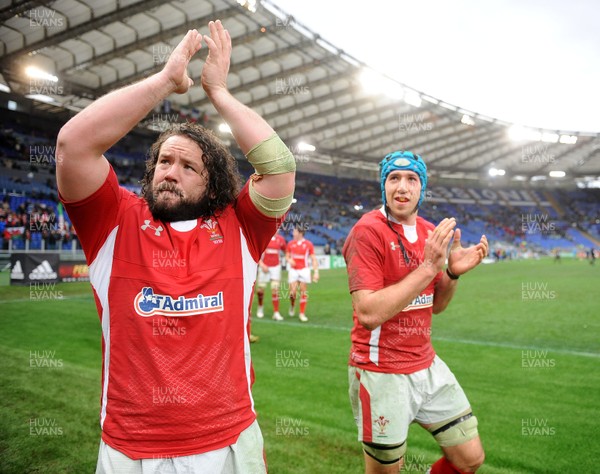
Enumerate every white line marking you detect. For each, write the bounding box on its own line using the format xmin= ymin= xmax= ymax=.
xmin=3 ymin=295 xmax=596 ymax=358
xmin=0 ymin=295 xmax=93 ymax=304
xmin=254 ymin=319 xmax=600 ymax=358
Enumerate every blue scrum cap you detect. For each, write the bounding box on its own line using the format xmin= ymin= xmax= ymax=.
xmin=379 ymin=151 xmax=428 ymax=207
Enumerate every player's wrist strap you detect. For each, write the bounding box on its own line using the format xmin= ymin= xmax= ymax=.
xmin=446 ymin=268 xmax=460 ymax=280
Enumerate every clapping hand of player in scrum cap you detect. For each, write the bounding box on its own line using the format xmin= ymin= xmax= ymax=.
xmin=447 ymin=227 xmax=488 ymax=277
xmin=423 ymin=218 xmax=488 ymax=277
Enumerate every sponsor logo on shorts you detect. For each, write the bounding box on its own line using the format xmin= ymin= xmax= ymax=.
xmin=134 ymin=287 xmax=224 ymax=317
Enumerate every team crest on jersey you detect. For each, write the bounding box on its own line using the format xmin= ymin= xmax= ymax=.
xmin=200 ymin=218 xmax=223 ymax=244
xmin=134 ymin=287 xmax=224 ymax=317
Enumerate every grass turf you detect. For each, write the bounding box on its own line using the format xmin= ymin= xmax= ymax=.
xmin=0 ymin=257 xmax=598 ymax=473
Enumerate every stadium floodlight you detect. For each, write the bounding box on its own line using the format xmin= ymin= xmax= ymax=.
xmin=421 ymin=95 xmax=439 ymax=104
xmin=559 ymin=134 xmax=578 ymax=144
xmin=488 ymin=167 xmax=505 ymax=177
xmin=461 ymin=114 xmax=475 ymax=126
xmin=549 ymin=171 xmax=566 ymax=178
xmin=404 ymin=89 xmax=422 ymax=107
xmin=439 ymin=102 xmax=457 ymax=111
xmin=359 ymin=69 xmax=404 ymax=100
xmin=237 ymin=0 xmax=257 ymax=12
xmin=25 ymin=66 xmax=58 ymax=83
xmin=25 ymin=94 xmax=55 ymax=103
xmin=508 ymin=125 xmax=542 ymax=142
xmin=218 ymin=123 xmax=232 ymax=134
xmin=297 ymin=142 xmax=316 ymax=152
xmin=541 ymin=132 xmax=559 ymax=143
xmin=576 ymin=177 xmax=600 ymax=188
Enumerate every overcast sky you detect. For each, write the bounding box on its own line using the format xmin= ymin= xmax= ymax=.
xmin=271 ymin=0 xmax=600 ymax=133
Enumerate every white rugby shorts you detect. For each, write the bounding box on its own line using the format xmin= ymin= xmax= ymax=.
xmin=96 ymin=420 xmax=266 ymax=474
xmin=348 ymin=356 xmax=471 ymax=445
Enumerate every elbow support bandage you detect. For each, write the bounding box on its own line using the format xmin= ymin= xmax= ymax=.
xmin=246 ymin=133 xmax=295 ymax=217
xmin=249 ymin=182 xmax=293 ymax=217
xmin=246 ymin=133 xmax=296 ymax=175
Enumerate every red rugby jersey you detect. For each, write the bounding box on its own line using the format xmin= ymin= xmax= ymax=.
xmin=342 ymin=208 xmax=442 ymax=374
xmin=61 ymin=167 xmax=278 ymax=459
xmin=286 ymin=239 xmax=315 ymax=270
xmin=261 ymin=233 xmax=286 ymax=267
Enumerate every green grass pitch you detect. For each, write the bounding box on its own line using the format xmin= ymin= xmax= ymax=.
xmin=0 ymin=258 xmax=598 ymax=473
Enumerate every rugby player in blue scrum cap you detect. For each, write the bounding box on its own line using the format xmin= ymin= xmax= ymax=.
xmin=343 ymin=151 xmax=489 ymax=474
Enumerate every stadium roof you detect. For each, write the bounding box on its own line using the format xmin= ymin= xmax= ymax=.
xmin=1 ymin=0 xmax=599 ymax=187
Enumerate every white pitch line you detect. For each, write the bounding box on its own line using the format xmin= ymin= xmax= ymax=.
xmin=0 ymin=294 xmax=93 ymax=304
xmin=2 ymin=295 xmax=596 ymax=358
xmin=253 ymin=319 xmax=600 ymax=359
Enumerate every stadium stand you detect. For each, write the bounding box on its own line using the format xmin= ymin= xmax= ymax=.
xmin=1 ymin=0 xmax=598 ymax=257
xmin=1 ymin=114 xmax=598 ymax=256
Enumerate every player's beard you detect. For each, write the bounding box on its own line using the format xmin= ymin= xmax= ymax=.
xmin=145 ymin=182 xmax=213 ymax=222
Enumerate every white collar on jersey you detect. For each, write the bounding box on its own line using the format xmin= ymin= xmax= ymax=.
xmin=169 ymin=220 xmax=197 ymax=232
xmin=378 ymin=206 xmax=418 ymax=244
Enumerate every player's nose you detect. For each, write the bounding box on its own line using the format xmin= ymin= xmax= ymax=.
xmin=396 ymin=177 xmax=409 ymax=192
xmin=163 ymin=165 xmax=180 ymax=182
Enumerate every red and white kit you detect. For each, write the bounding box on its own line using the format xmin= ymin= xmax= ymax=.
xmin=61 ymin=167 xmax=278 ymax=459
xmin=287 ymin=238 xmax=315 ymax=270
xmin=343 ymin=208 xmax=442 ymax=374
xmin=262 ymin=233 xmax=286 ymax=268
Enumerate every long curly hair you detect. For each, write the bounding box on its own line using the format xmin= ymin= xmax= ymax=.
xmin=140 ymin=122 xmax=243 ymax=217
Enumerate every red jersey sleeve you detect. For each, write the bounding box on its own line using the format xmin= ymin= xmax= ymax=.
xmin=59 ymin=167 xmax=131 ymax=264
xmin=234 ymin=182 xmax=281 ymax=261
xmin=343 ymin=223 xmax=385 ymax=292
